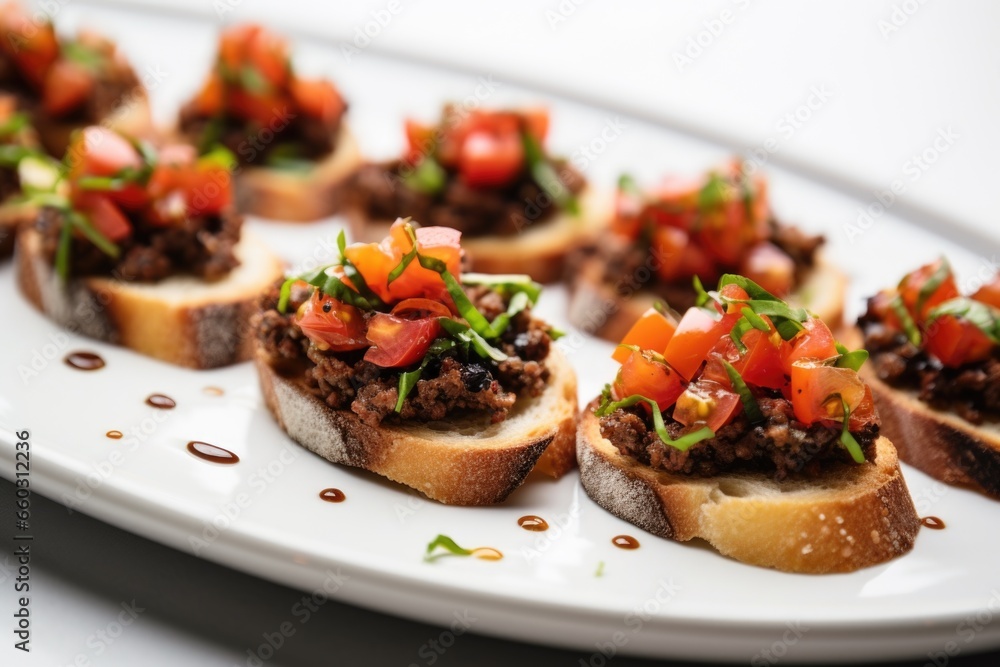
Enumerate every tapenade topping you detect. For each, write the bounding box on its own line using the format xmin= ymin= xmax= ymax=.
xmin=597 ymin=275 xmax=878 ymax=478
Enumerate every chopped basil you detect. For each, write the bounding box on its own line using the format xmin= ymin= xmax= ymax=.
xmin=617 ymin=173 xmax=640 ymax=194
xmin=721 ymin=360 xmax=763 ymax=424
xmin=394 ymin=338 xmax=456 ymax=412
xmin=729 ymin=317 xmax=755 ymax=354
xmin=337 ymin=230 xmax=385 ymax=309
xmin=834 ymin=342 xmax=869 ymax=372
xmin=266 ymin=156 xmax=314 ymax=173
xmin=926 ymin=297 xmax=1000 ymax=344
xmin=594 ymin=394 xmax=714 ymax=452
xmin=523 ymin=132 xmax=579 ymax=215
xmin=693 ymin=275 xmax=712 ymax=308
xmin=547 ymin=325 xmax=566 ymax=340
xmin=67 ymin=210 xmax=119 ymax=258
xmin=890 ymin=294 xmax=922 ymax=346
xmin=239 ymin=65 xmax=270 ymax=95
xmin=197 ymin=118 xmax=225 ymax=155
xmin=0 ymin=112 xmax=29 ymax=139
xmin=0 ymin=145 xmax=38 ymax=169
xmin=487 ymin=291 xmax=530 ymax=338
xmin=461 ymin=272 xmax=542 ymax=305
xmin=62 ymin=41 xmax=105 ymax=71
xmin=697 ymin=172 xmax=728 ymax=211
xmin=402 ymin=157 xmax=447 ymax=195
xmin=424 ymin=534 xmax=474 ymax=562
xmin=76 ymin=175 xmax=129 ymax=192
xmin=834 ymin=395 xmax=866 ymax=464
xmin=438 ymin=318 xmax=508 ymax=362
xmin=54 ymin=218 xmax=73 ymax=282
xmin=718 ymin=274 xmax=781 ymax=302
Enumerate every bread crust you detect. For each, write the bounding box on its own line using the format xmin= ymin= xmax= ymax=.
xmin=0 ymin=200 xmax=36 ymax=259
xmin=235 ymin=124 xmax=361 ymax=222
xmin=568 ymin=254 xmax=846 ymax=343
xmin=577 ymin=403 xmax=920 ymax=573
xmin=345 ymin=186 xmax=612 ymax=284
xmin=15 ymin=227 xmax=284 ymax=369
xmin=863 ymin=370 xmax=1000 ymax=499
xmin=255 ymin=344 xmax=579 ymax=505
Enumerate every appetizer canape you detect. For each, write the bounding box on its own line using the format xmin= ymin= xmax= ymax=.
xmin=577 ymin=275 xmax=919 ymax=573
xmin=0 ymin=1 xmax=152 ymax=156
xmin=341 ymin=106 xmax=609 ymax=283
xmin=178 ymin=23 xmax=360 ymax=221
xmin=568 ymin=162 xmax=845 ymax=342
xmin=0 ymin=97 xmax=44 ymax=257
xmin=253 ymin=218 xmax=578 ymax=504
xmin=858 ymin=258 xmax=1000 ymax=499
xmin=15 ymin=126 xmax=283 ymax=368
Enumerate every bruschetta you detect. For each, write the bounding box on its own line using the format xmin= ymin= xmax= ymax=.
xmin=578 ymin=275 xmax=919 ymax=573
xmin=253 ymin=218 xmax=578 ymax=504
xmin=0 ymin=2 xmax=152 ymax=156
xmin=15 ymin=126 xmax=283 ymax=368
xmin=568 ymin=162 xmax=845 ymax=343
xmin=341 ymin=106 xmax=609 ymax=283
xmin=178 ymin=24 xmax=360 ymax=221
xmin=858 ymin=258 xmax=1000 ymax=499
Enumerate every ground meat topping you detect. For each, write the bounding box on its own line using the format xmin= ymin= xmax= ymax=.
xmin=860 ymin=308 xmax=1000 ymax=425
xmin=341 ymin=159 xmax=585 ymax=238
xmin=36 ymin=205 xmax=242 ymax=282
xmin=255 ymin=282 xmax=553 ymax=426
xmin=600 ymin=395 xmax=879 ymax=480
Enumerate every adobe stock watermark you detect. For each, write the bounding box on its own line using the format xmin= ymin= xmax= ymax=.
xmin=579 ymin=579 xmax=681 ymax=666
xmin=340 ymin=0 xmax=406 ymax=63
xmin=922 ymin=589 xmax=1000 ymax=667
xmin=672 ymin=0 xmax=754 ymax=73
xmin=61 ymin=600 xmax=146 ymax=666
xmin=750 ymin=621 xmax=810 ymax=666
xmin=877 ymin=0 xmax=930 ymax=39
xmin=408 ymin=610 xmax=478 ymax=667
xmin=843 ymin=125 xmax=959 ymax=244
xmin=740 ymin=85 xmax=833 ymax=178
xmin=544 ymin=0 xmax=587 ymax=31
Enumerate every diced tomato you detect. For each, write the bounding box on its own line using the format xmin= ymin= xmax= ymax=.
xmin=972 ymin=277 xmax=1000 ymax=310
xmin=42 ymin=59 xmax=93 ymax=116
xmin=650 ymin=226 xmax=688 ymax=282
xmin=648 ymin=175 xmax=701 ymax=228
xmin=697 ymin=198 xmax=747 ymax=266
xmin=345 ymin=220 xmax=462 ymax=304
xmin=458 ymin=129 xmax=524 ymax=187
xmin=672 ymin=379 xmax=741 ymax=432
xmin=789 ymin=359 xmax=867 ymax=425
xmin=247 ymin=26 xmax=289 ymax=89
xmin=192 ymin=72 xmax=224 ymax=116
xmin=229 ymin=88 xmax=289 ymax=127
xmin=740 ymin=242 xmax=795 ymax=297
xmin=782 ymin=317 xmax=838 ymax=374
xmin=364 ymin=313 xmax=440 ymax=368
xmin=663 ymin=307 xmax=740 ymax=381
xmin=612 ymin=350 xmax=685 ymax=412
xmin=147 ymin=144 xmax=196 ymax=198
xmin=404 ymin=119 xmax=436 ymax=164
xmin=898 ymin=258 xmax=959 ymax=322
xmin=295 ymin=292 xmax=368 ymax=352
xmin=70 ymin=126 xmax=142 ymax=178
xmin=613 ymin=307 xmax=678 ymax=363
xmin=849 ymin=385 xmax=878 ymax=431
xmin=718 ymin=284 xmax=750 ymax=313
xmin=185 ymin=161 xmax=232 ymax=215
xmin=290 ymin=78 xmax=344 ymax=125
xmin=76 ymin=193 xmax=131 ymax=242
xmin=219 ymin=24 xmax=257 ymax=73
xmin=867 ymin=289 xmax=902 ymax=332
xmin=923 ymin=314 xmax=995 ymax=368
xmin=733 ymin=328 xmax=786 ymax=390
xmin=0 ymin=7 xmax=58 ymax=90
xmin=521 ymin=108 xmax=549 ymax=143
xmin=391 ymin=298 xmax=453 ymax=319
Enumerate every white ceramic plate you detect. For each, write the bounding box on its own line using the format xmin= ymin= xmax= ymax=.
xmin=2 ymin=2 xmax=1000 ymax=663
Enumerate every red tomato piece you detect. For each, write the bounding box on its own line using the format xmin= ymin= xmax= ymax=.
xmin=403 ymin=119 xmax=436 ymax=165
xmin=613 ymin=307 xmax=678 ymax=363
xmin=391 ymin=298 xmax=453 ymax=320
xmin=663 ymin=307 xmax=740 ymax=381
xmin=290 ymin=78 xmax=344 ymax=125
xmin=867 ymin=289 xmax=903 ymax=332
xmin=42 ymin=59 xmax=93 ymax=116
xmin=672 ymin=379 xmax=741 ymax=432
xmin=923 ymin=314 xmax=995 ymax=368
xmin=972 ymin=277 xmax=1000 ymax=310
xmin=782 ymin=317 xmax=838 ymax=374
xmin=364 ymin=313 xmax=440 ymax=368
xmin=740 ymin=242 xmax=795 ymax=297
xmin=612 ymin=350 xmax=686 ymax=412
xmin=76 ymin=193 xmax=132 ymax=242
xmin=650 ymin=226 xmax=688 ymax=283
xmin=247 ymin=26 xmax=290 ymax=89
xmin=789 ymin=359 xmax=867 ymax=425
xmin=219 ymin=24 xmax=258 ymax=72
xmin=521 ymin=108 xmax=549 ymax=143
xmin=697 ymin=198 xmax=747 ymax=266
xmin=71 ymin=126 xmax=142 ymax=178
xmin=0 ymin=7 xmax=58 ymax=89
xmin=898 ymin=258 xmax=959 ymax=322
xmin=229 ymin=88 xmax=289 ymax=127
xmin=295 ymin=292 xmax=368 ymax=352
xmin=193 ymin=72 xmax=224 ymax=116
xmin=185 ymin=161 xmax=232 ymax=216
xmin=734 ymin=328 xmax=786 ymax=390
xmin=849 ymin=385 xmax=878 ymax=431
xmin=458 ymin=129 xmax=524 ymax=187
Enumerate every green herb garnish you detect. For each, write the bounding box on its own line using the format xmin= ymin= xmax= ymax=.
xmin=832 ymin=395 xmax=866 ymax=464
xmin=523 ymin=132 xmax=579 ymax=215
xmin=402 ymin=157 xmax=447 ymax=195
xmin=890 ymin=294 xmax=922 ymax=346
xmin=697 ymin=171 xmax=728 ymax=211
xmin=0 ymin=112 xmax=29 ymax=139
xmin=913 ymin=257 xmax=951 ymax=316
xmin=461 ymin=272 xmax=542 ymax=305
xmin=834 ymin=342 xmax=869 ymax=372
xmin=595 ymin=394 xmax=714 ymax=452
xmin=925 ymin=297 xmax=1000 ymax=344
xmin=394 ymin=338 xmax=456 ymax=412
xmin=424 ymin=535 xmax=475 ymax=562
xmin=721 ymin=360 xmax=763 ymax=424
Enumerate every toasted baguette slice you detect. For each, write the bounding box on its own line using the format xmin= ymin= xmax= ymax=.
xmin=255 ymin=344 xmax=579 ymax=505
xmin=862 ymin=370 xmax=1000 ymax=499
xmin=346 ymin=187 xmax=612 ymax=284
xmin=568 ymin=254 xmax=846 ymax=343
xmin=235 ymin=125 xmax=361 ymax=222
xmin=577 ymin=406 xmax=920 ymax=573
xmin=15 ymin=227 xmax=283 ymax=369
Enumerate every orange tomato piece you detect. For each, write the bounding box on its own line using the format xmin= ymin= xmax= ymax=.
xmin=185 ymin=161 xmax=232 ymax=216
xmin=193 ymin=72 xmax=224 ymax=116
xmin=0 ymin=6 xmax=58 ymax=89
xmin=663 ymin=307 xmax=740 ymax=381
xmin=740 ymin=242 xmax=795 ymax=297
xmin=782 ymin=317 xmax=838 ymax=374
xmin=295 ymin=292 xmax=368 ymax=352
xmin=898 ymin=258 xmax=959 ymax=322
xmin=789 ymin=359 xmax=867 ymax=425
xmin=672 ymin=379 xmax=741 ymax=432
xmin=613 ymin=307 xmax=678 ymax=363
xmin=923 ymin=314 xmax=995 ymax=368
xmin=42 ymin=59 xmax=93 ymax=116
xmin=290 ymin=78 xmax=344 ymax=125
xmin=612 ymin=349 xmax=686 ymax=412
xmin=972 ymin=277 xmax=1000 ymax=310
xmin=247 ymin=26 xmax=290 ymax=89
